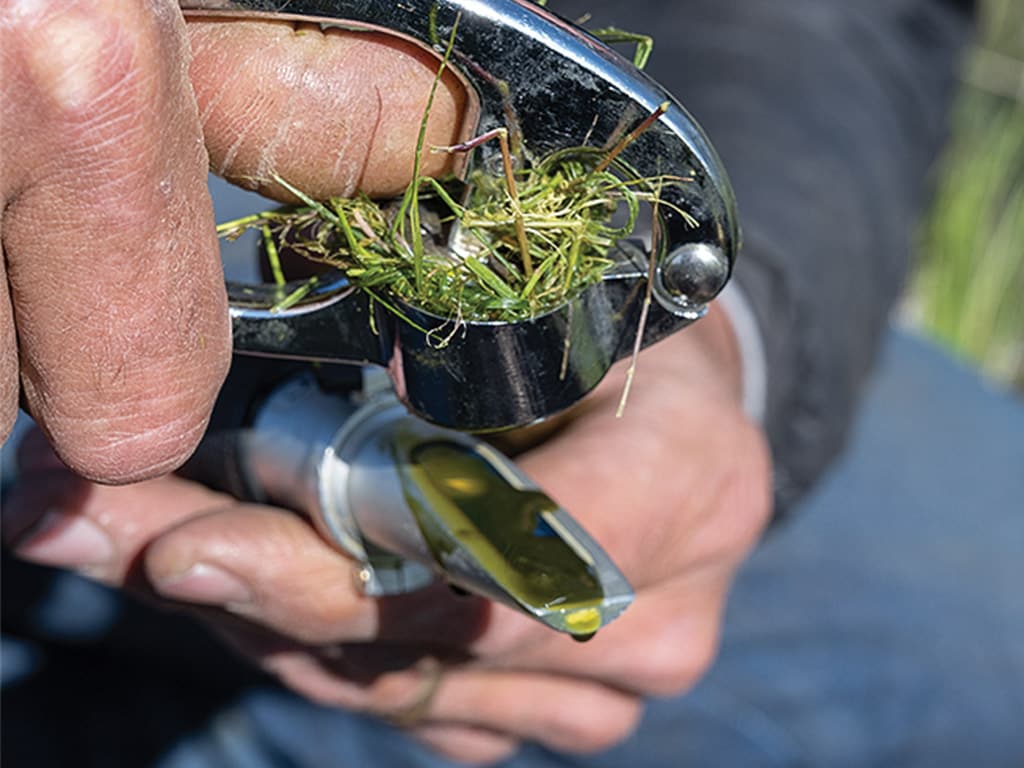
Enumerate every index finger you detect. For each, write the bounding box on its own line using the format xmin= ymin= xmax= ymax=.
xmin=1 ymin=0 xmax=229 ymax=482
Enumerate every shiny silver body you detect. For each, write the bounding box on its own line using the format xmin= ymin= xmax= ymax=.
xmin=180 ymin=0 xmax=739 ymax=431
xmin=243 ymin=372 xmax=634 ymax=635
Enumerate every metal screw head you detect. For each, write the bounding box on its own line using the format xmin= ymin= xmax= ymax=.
xmin=657 ymin=242 xmax=730 ymax=314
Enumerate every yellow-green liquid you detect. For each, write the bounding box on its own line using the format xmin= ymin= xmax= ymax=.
xmin=397 ymin=440 xmax=605 ymax=636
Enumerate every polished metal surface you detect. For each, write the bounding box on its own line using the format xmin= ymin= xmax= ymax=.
xmin=180 ymin=0 xmax=740 ymax=430
xmin=660 ymin=242 xmax=731 ymax=308
xmin=244 ymin=372 xmax=634 ymax=635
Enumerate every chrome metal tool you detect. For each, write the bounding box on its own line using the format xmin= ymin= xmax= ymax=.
xmin=180 ymin=0 xmax=738 ymax=432
xmin=238 ymin=369 xmax=633 ymax=637
xmin=179 ymin=0 xmax=739 ymax=636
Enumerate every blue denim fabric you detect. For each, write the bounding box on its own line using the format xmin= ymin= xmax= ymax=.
xmin=3 ymin=331 xmax=1023 ymax=767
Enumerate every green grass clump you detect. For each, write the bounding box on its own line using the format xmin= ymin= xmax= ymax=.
xmin=216 ymin=150 xmax=674 ymax=323
xmin=216 ymin=18 xmax=688 ymax=326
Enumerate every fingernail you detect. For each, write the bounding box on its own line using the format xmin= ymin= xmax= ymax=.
xmin=13 ymin=509 xmax=114 ymax=569
xmin=155 ymin=563 xmax=253 ymax=607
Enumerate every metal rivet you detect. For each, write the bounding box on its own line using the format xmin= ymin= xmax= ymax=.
xmin=659 ymin=242 xmax=730 ymax=309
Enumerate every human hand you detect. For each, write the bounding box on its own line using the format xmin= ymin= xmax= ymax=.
xmin=0 ymin=0 xmax=464 ymax=481
xmin=3 ymin=307 xmax=772 ymax=764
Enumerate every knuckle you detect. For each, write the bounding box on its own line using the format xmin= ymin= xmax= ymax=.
xmin=582 ymin=715 xmax=642 ymax=754
xmin=287 ymin=593 xmax=365 ymax=645
xmin=356 ymin=669 xmax=427 ymax=717
xmin=626 ymin=622 xmax=720 ymax=697
xmin=720 ymin=421 xmax=774 ymax=548
xmin=2 ymin=1 xmax=202 ymax=214
xmin=3 ymin=0 xmax=172 ymax=122
xmin=278 ymin=571 xmax=364 ymax=642
xmin=257 ymin=648 xmax=418 ymax=717
xmin=538 ymin=694 xmax=640 ymax=754
xmin=267 ymin=655 xmax=363 ymax=711
xmin=541 ymin=705 xmax=604 ymax=749
xmin=299 ymin=677 xmax=366 ymax=712
xmin=560 ymin=701 xmax=642 ymax=754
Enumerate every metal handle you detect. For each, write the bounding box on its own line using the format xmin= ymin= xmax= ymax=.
xmin=242 ymin=372 xmax=634 ymax=637
xmin=181 ymin=0 xmax=740 ymax=431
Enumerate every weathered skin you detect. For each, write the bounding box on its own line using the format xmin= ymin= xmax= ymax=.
xmin=0 ymin=0 xmax=465 ymax=482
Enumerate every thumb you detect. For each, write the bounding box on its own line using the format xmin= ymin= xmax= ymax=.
xmin=185 ymin=18 xmax=469 ymax=200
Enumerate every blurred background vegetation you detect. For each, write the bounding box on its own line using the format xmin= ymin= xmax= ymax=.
xmin=909 ymin=0 xmax=1024 ymax=391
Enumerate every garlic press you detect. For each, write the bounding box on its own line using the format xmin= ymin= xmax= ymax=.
xmin=179 ymin=0 xmax=738 ymax=637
